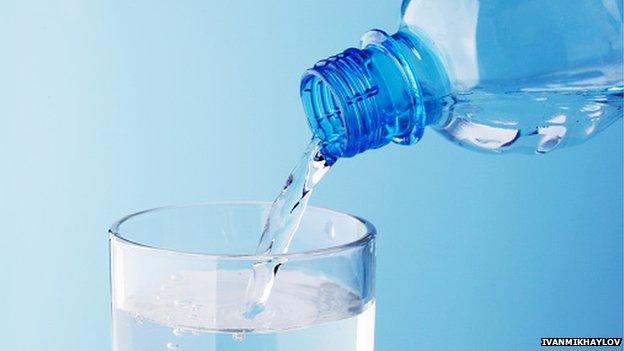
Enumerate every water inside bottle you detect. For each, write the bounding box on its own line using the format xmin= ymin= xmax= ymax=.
xmin=243 ymin=138 xmax=332 ymax=318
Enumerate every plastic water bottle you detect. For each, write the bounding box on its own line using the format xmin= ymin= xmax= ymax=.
xmin=300 ymin=0 xmax=623 ymax=162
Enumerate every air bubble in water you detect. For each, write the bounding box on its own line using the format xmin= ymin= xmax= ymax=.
xmin=133 ymin=314 xmax=145 ymax=325
xmin=166 ymin=342 xmax=179 ymax=350
xmin=232 ymin=332 xmax=245 ymax=342
xmin=172 ymin=327 xmax=185 ymax=337
xmin=173 ymin=299 xmax=192 ymax=308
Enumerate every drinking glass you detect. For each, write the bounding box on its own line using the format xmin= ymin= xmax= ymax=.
xmin=109 ymin=202 xmax=376 ymax=350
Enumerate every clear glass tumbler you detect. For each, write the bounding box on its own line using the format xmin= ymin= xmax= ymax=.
xmin=109 ymin=202 xmax=376 ymax=351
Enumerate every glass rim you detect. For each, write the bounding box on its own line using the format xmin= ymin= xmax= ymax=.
xmin=109 ymin=200 xmax=376 ymax=261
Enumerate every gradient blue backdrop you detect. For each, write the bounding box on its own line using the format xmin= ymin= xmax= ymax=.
xmin=1 ymin=1 xmax=622 ymax=350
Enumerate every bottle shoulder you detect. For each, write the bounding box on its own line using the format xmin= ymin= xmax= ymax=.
xmin=396 ymin=0 xmax=623 ymax=155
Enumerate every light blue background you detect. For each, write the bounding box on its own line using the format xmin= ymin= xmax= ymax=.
xmin=1 ymin=1 xmax=622 ymax=350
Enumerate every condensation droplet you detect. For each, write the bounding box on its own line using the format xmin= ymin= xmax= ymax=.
xmin=188 ymin=313 xmax=198 ymax=319
xmin=166 ymin=342 xmax=179 ymax=350
xmin=232 ymin=332 xmax=245 ymax=342
xmin=170 ymin=274 xmax=183 ymax=281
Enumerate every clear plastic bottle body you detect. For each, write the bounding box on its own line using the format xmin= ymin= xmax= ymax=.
xmin=400 ymin=0 xmax=623 ymax=154
xmin=300 ymin=0 xmax=623 ymax=160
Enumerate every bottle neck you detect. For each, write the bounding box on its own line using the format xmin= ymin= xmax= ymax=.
xmin=300 ymin=30 xmax=427 ymax=161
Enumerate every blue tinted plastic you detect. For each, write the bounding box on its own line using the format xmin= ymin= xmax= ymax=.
xmin=301 ymin=0 xmax=623 ymax=160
